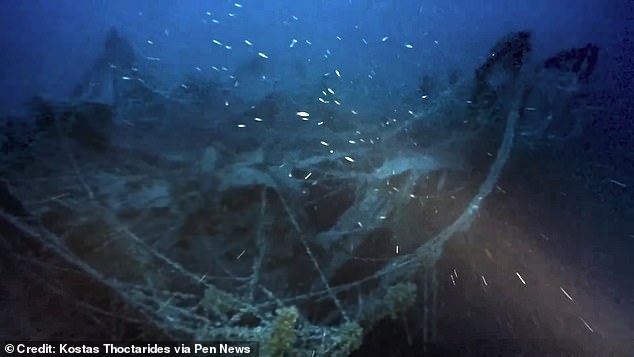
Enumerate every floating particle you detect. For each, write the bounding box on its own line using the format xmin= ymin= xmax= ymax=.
xmin=296 ymin=111 xmax=310 ymax=118
xmin=395 ymin=245 xmax=399 ymax=254
xmin=344 ymin=156 xmax=354 ymax=163
xmin=305 ymin=40 xmax=312 ymax=45
xmin=515 ymin=271 xmax=526 ymax=285
xmin=608 ymin=179 xmax=627 ymax=188
xmin=121 ymin=76 xmax=131 ymax=80
xmin=225 ymin=45 xmax=232 ymax=50
xmin=228 ymin=13 xmax=235 ymax=17
xmin=362 ymin=38 xmax=368 ymax=45
xmin=317 ymin=121 xmax=324 ymax=126
xmin=579 ymin=317 xmax=594 ymax=332
xmin=289 ymin=39 xmax=297 ymax=47
xmin=481 ymin=276 xmax=488 ymax=286
xmin=244 ymin=39 xmax=253 ymax=46
xmin=351 ymin=110 xmax=358 ymax=115
xmin=211 ymin=19 xmax=220 ymax=24
xmin=257 ymin=52 xmax=269 ymax=59
xmin=560 ymin=287 xmax=573 ymax=301
xmin=234 ymin=2 xmax=243 ymax=7
xmin=292 ymin=15 xmax=299 ymax=20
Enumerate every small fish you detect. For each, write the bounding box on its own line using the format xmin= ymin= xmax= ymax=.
xmin=212 ymin=39 xmax=223 ymax=46
xmin=257 ymin=52 xmax=269 ymax=59
xmin=405 ymin=43 xmax=413 ymax=48
xmin=244 ymin=39 xmax=253 ymax=46
xmin=289 ymin=39 xmax=297 ymax=48
xmin=344 ymin=156 xmax=354 ymax=162
xmin=296 ymin=111 xmax=310 ymax=117
xmin=335 ymin=69 xmax=341 ymax=78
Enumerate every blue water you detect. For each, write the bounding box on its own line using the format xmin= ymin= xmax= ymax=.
xmin=0 ymin=0 xmax=632 ymax=355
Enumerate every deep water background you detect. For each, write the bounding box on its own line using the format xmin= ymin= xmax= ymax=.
xmin=1 ymin=0 xmax=632 ymax=172
xmin=1 ymin=0 xmax=633 ymax=355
